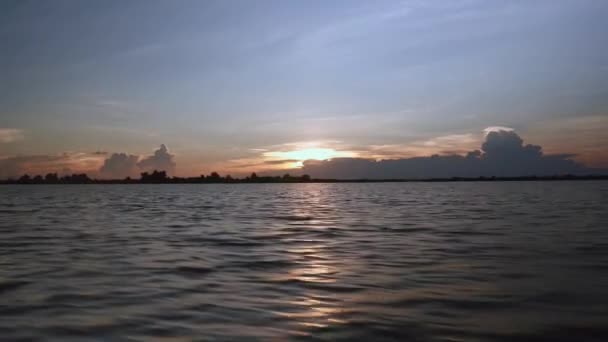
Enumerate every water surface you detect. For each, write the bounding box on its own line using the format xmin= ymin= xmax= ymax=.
xmin=1 ymin=182 xmax=608 ymax=341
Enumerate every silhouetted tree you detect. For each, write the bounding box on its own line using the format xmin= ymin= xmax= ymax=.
xmin=140 ymin=170 xmax=168 ymax=183
xmin=45 ymin=173 xmax=59 ymax=183
xmin=208 ymin=172 xmax=221 ymax=182
xmin=67 ymin=174 xmax=92 ymax=183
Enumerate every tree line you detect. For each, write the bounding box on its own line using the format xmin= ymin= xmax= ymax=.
xmin=1 ymin=170 xmax=312 ymax=184
xmin=1 ymin=170 xmax=607 ymax=184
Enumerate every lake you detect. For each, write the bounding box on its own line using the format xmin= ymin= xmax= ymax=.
xmin=1 ymin=182 xmax=608 ymax=341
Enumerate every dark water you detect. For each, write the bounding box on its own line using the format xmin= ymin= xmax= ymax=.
xmin=1 ymin=182 xmax=608 ymax=341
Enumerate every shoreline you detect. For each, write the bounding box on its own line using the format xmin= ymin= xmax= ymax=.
xmin=2 ymin=175 xmax=607 ymax=185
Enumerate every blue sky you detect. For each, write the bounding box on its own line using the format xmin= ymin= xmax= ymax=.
xmin=1 ymin=0 xmax=607 ymax=177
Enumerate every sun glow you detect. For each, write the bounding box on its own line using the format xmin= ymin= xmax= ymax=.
xmin=264 ymin=148 xmax=356 ymax=168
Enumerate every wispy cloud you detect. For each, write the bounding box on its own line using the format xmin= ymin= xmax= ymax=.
xmin=0 ymin=129 xmax=24 ymax=143
xmin=360 ymin=132 xmax=481 ymax=160
xmin=303 ymin=3 xmax=413 ymax=44
xmin=0 ymin=152 xmax=105 ymax=179
xmin=264 ymin=159 xmax=299 ymax=165
xmin=527 ymin=115 xmax=608 ymax=168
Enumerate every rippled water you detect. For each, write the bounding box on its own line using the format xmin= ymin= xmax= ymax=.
xmin=1 ymin=182 xmax=608 ymax=341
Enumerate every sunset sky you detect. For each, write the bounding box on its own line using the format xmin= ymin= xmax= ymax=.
xmin=1 ymin=0 xmax=607 ymax=178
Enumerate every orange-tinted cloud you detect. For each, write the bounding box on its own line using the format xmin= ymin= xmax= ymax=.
xmin=526 ymin=115 xmax=608 ymax=168
xmin=0 ymin=153 xmax=105 ymax=179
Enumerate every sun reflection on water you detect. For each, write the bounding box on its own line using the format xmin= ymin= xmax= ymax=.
xmin=271 ymin=186 xmax=351 ymax=333
xmin=270 ymin=243 xmax=347 ymax=331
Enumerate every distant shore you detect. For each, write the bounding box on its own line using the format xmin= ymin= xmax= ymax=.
xmin=2 ymin=170 xmax=607 ymax=184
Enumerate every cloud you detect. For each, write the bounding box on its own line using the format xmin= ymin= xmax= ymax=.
xmin=422 ymin=133 xmax=476 ymax=147
xmin=359 ymin=133 xmax=480 ymax=160
xmin=300 ymin=129 xmax=604 ymax=179
xmin=136 ymin=144 xmax=176 ymax=175
xmin=526 ymin=115 xmax=608 ymax=168
xmin=482 ymin=130 xmax=540 ymax=158
xmin=97 ymin=144 xmax=177 ymax=178
xmin=483 ymin=126 xmax=514 ymax=135
xmin=0 ymin=129 xmax=24 ymax=143
xmin=0 ymin=144 xmax=178 ymax=180
xmin=264 ymin=159 xmax=300 ymax=165
xmin=0 ymin=153 xmax=104 ymax=179
xmin=99 ymin=153 xmax=139 ymax=179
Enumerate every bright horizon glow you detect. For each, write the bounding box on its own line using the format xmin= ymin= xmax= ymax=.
xmin=264 ymin=148 xmax=357 ymax=168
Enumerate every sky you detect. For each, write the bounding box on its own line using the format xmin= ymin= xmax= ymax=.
xmin=1 ymin=0 xmax=607 ymax=179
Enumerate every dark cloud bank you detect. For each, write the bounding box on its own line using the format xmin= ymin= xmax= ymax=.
xmin=301 ymin=130 xmax=606 ymax=179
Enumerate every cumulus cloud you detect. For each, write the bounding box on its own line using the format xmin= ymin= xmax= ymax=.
xmin=300 ymin=129 xmax=604 ymax=179
xmin=136 ymin=144 xmax=176 ymax=175
xmin=481 ymin=130 xmax=542 ymax=160
xmin=99 ymin=153 xmax=139 ymax=179
xmin=95 ymin=144 xmax=177 ymax=178
xmin=0 ymin=129 xmax=24 ymax=143
xmin=0 ymin=144 xmax=178 ymax=180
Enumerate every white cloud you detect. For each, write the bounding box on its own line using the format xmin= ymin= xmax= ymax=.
xmin=483 ymin=126 xmax=514 ymax=135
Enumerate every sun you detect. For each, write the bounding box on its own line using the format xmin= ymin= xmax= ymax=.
xmin=264 ymin=148 xmax=356 ymax=167
xmin=276 ymin=148 xmax=351 ymax=161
